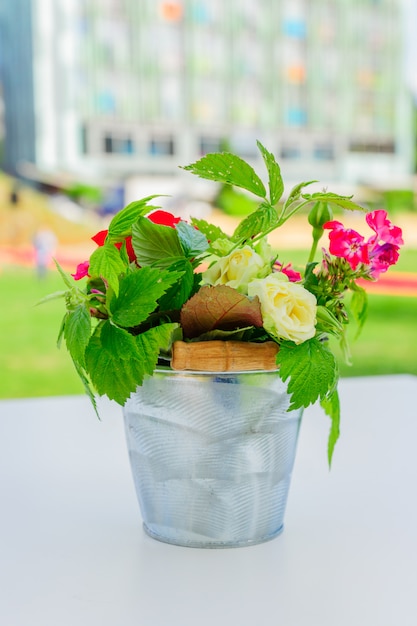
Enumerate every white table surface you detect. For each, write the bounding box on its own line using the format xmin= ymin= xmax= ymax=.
xmin=1 ymin=375 xmax=416 ymax=626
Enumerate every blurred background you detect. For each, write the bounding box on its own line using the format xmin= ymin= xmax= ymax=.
xmin=0 ymin=0 xmax=416 ymax=400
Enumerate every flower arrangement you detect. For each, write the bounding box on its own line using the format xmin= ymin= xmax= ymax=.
xmin=49 ymin=142 xmax=403 ymax=463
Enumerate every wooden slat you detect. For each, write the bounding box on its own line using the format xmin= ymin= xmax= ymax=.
xmin=171 ymin=341 xmax=279 ymax=372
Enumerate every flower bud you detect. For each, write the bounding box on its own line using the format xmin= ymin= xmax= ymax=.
xmin=308 ymin=201 xmax=333 ymax=231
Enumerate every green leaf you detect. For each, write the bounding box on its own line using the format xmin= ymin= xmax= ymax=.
xmin=64 ymin=304 xmax=91 ymax=368
xmin=175 ymin=220 xmax=209 ymax=258
xmin=301 ymin=192 xmax=365 ymax=213
xmin=100 ymin=319 xmax=140 ymax=358
xmin=57 ymin=313 xmax=66 ymax=348
xmin=158 ymin=258 xmax=195 ymax=310
xmin=284 ymin=180 xmax=317 ymax=210
xmin=321 ymin=387 xmax=341 ymax=467
xmin=131 ymin=216 xmax=184 ymax=266
xmin=256 ymin=141 xmax=284 ymax=205
xmin=191 ymin=326 xmax=254 ymax=342
xmin=85 ymin=323 xmax=179 ymax=405
xmin=107 ymin=196 xmax=161 ymax=237
xmin=109 ymin=266 xmax=182 ymax=328
xmin=54 ymin=259 xmax=75 ymax=289
xmin=85 ymin=332 xmax=144 ymax=405
xmin=315 ymin=306 xmax=344 ymax=338
xmin=190 ymin=217 xmax=228 ymax=244
xmin=350 ymin=284 xmax=368 ymax=336
xmin=71 ymin=358 xmax=99 ymax=418
xmin=277 ymin=338 xmax=338 ymax=410
xmin=88 ymin=244 xmax=126 ymax=296
xmin=232 ymin=202 xmax=278 ymax=241
xmin=303 ymin=262 xmax=319 ymax=293
xmin=135 ymin=323 xmax=179 ymax=376
xmin=37 ymin=290 xmax=67 ymax=306
xmin=182 ymin=152 xmax=267 ymax=199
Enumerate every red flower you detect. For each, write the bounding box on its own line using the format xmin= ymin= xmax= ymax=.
xmin=92 ymin=230 xmax=136 ymax=263
xmin=72 ymin=210 xmax=182 ymax=280
xmin=147 ymin=210 xmax=181 ymax=227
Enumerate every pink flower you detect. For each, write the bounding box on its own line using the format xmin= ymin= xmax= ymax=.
xmin=365 ymin=210 xmax=403 ymax=277
xmin=71 ymin=260 xmax=90 ymax=280
xmin=323 ymin=221 xmax=369 ymax=270
xmin=366 ymin=210 xmax=404 ymax=247
xmin=274 ymin=261 xmax=302 ymax=282
xmin=368 ymin=243 xmax=401 ymax=279
xmin=324 ymin=211 xmax=403 ymax=277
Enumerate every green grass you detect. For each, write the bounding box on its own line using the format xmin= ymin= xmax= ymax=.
xmin=0 ymin=263 xmax=416 ymax=400
xmin=0 ymin=267 xmax=85 ymax=399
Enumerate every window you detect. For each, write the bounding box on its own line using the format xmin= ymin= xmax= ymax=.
xmin=148 ymin=136 xmax=175 ymax=156
xmin=199 ymin=136 xmax=223 ymax=155
xmin=103 ymin=134 xmax=135 ymax=154
xmin=313 ymin=143 xmax=335 ymax=160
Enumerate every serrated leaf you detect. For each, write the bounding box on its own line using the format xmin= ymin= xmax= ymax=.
xmin=88 ymin=244 xmax=126 ymax=295
xmin=284 ymin=180 xmax=317 ymax=210
xmin=131 ymin=216 xmax=184 ymax=266
xmin=107 ymin=196 xmax=161 ymax=236
xmin=64 ymin=304 xmax=91 ymax=368
xmin=277 ymin=338 xmax=338 ymax=410
xmin=190 ymin=217 xmax=228 ymax=244
xmin=175 ymin=220 xmax=209 ymax=257
xmin=257 ymin=141 xmax=284 ymax=205
xmin=182 ymin=152 xmax=267 ymax=199
xmin=158 ymin=259 xmax=195 ymax=310
xmin=100 ymin=320 xmax=140 ymax=358
xmin=85 ymin=332 xmax=145 ymax=405
xmin=232 ymin=202 xmax=278 ymax=241
xmin=301 ymin=192 xmax=365 ymax=212
xmin=181 ymin=285 xmax=263 ymax=339
xmin=85 ymin=323 xmax=179 ymax=405
xmin=135 ymin=323 xmax=179 ymax=376
xmin=71 ymin=358 xmax=99 ymax=418
xmin=109 ymin=266 xmax=182 ymax=328
xmin=321 ymin=387 xmax=340 ymax=467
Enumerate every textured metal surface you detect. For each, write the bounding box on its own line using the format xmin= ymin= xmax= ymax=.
xmin=123 ymin=369 xmax=303 ymax=548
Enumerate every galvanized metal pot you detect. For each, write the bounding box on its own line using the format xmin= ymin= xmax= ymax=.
xmin=123 ymin=368 xmax=303 ymax=548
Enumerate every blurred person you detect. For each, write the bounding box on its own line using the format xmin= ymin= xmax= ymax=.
xmin=32 ymin=226 xmax=57 ymax=279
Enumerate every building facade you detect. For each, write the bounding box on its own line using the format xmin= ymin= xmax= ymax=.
xmin=1 ymin=0 xmax=414 ymax=185
xmin=0 ymin=0 xmax=36 ymax=175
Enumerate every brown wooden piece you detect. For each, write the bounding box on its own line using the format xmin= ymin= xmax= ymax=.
xmin=171 ymin=340 xmax=279 ymax=372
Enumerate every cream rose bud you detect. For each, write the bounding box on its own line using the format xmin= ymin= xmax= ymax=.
xmin=248 ymin=274 xmax=317 ymax=344
xmin=202 ymin=244 xmax=271 ymax=293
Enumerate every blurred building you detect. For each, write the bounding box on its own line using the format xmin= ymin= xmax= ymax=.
xmin=0 ymin=0 xmax=36 ymax=175
xmin=0 ymin=0 xmax=414 ymax=186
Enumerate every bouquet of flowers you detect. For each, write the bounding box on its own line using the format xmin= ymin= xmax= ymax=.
xmin=48 ymin=142 xmax=403 ymax=463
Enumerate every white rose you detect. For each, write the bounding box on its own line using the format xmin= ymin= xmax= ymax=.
xmin=248 ymin=274 xmax=317 ymax=344
xmin=202 ymin=244 xmax=271 ymax=294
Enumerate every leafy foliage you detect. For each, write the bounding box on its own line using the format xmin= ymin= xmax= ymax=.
xmin=180 ymin=285 xmax=263 ymax=338
xmin=48 ymin=140 xmax=403 ymax=466
xmin=277 ymin=338 xmax=338 ymax=410
xmin=108 ymin=266 xmax=181 ymax=328
xmin=182 ymin=152 xmax=267 ymax=198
